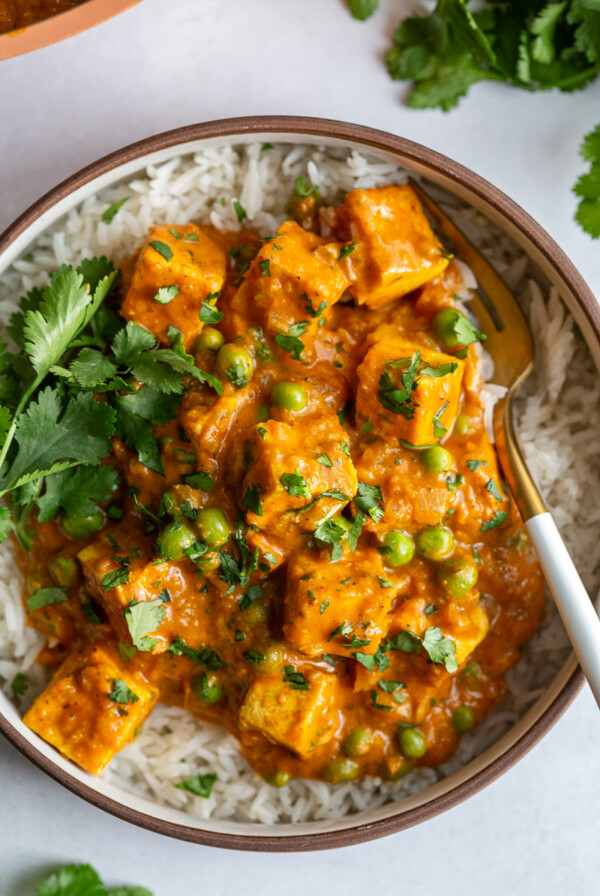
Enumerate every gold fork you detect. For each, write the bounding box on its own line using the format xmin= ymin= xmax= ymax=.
xmin=411 ymin=179 xmax=600 ymax=708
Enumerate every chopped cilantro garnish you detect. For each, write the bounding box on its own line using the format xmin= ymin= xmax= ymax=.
xmin=175 ymin=772 xmax=216 ymax=798
xmin=102 ymin=197 xmax=129 ymax=223
xmin=485 ymin=478 xmax=503 ymax=502
xmin=295 ymin=176 xmax=319 ymax=197
xmin=243 ymin=483 xmax=263 ymax=517
xmin=149 ymin=240 xmax=173 ymax=262
xmin=280 ymin=469 xmax=311 ymax=499
xmin=199 ymin=297 xmax=223 ymax=324
xmin=108 ymin=679 xmax=139 ymax=705
xmin=354 ymin=481 xmax=384 ymax=521
xmin=275 ymin=321 xmax=309 ymax=361
xmin=233 ymin=200 xmax=246 ymax=222
xmin=338 ymin=242 xmax=358 ymax=260
xmin=480 ymin=511 xmax=509 ymax=531
xmin=10 ymin=672 xmax=28 ymax=696
xmin=183 ymin=471 xmax=214 ymax=491
xmin=124 ymin=598 xmax=166 ymax=651
xmin=433 ymin=402 xmax=449 ymax=439
xmin=317 ymin=453 xmax=333 ymax=467
xmin=283 ymin=665 xmax=310 ymax=690
xmin=153 ymin=285 xmax=179 ymax=305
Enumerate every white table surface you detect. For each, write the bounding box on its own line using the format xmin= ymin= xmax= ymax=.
xmin=1 ymin=1 xmax=599 ymax=892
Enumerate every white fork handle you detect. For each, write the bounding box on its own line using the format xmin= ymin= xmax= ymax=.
xmin=526 ymin=512 xmax=600 ymax=708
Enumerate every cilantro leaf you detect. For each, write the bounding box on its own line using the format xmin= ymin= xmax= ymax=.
xmin=36 ymin=863 xmax=106 ymax=896
xmin=124 ymin=598 xmax=166 ymax=651
xmin=175 ymin=772 xmax=216 ymax=798
xmin=347 ymin=0 xmax=379 ymax=21
xmin=338 ymin=242 xmax=358 ymax=260
xmin=242 ymin=483 xmax=263 ymax=516
xmin=102 ymin=197 xmax=129 ymax=224
xmin=199 ymin=298 xmax=223 ymax=324
xmin=153 ymin=285 xmax=179 ymax=305
xmin=0 ymin=389 xmax=115 ymax=498
xmin=294 ymin=177 xmax=319 ymax=197
xmin=378 ymin=352 xmax=420 ymax=418
xmin=11 ymin=671 xmax=28 ymax=696
xmin=275 ymin=322 xmax=309 ymax=362
xmin=23 ymin=266 xmax=116 ymax=384
xmin=70 ymin=348 xmax=118 ymax=388
xmin=37 ymin=465 xmax=119 ymax=522
xmin=282 ymin=665 xmax=310 ymax=690
xmin=574 ymin=123 xmax=600 ymax=238
xmin=27 ymin=587 xmax=68 ymax=610
xmin=108 ymin=679 xmax=140 ymax=704
xmin=480 ymin=510 xmax=509 ymax=531
xmin=314 ymin=517 xmax=348 ymax=562
xmin=422 ymin=625 xmax=458 ymax=672
xmin=354 ymin=481 xmax=385 ymax=521
xmin=280 ymin=469 xmax=311 ymax=499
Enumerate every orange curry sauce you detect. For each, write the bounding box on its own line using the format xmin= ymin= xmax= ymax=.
xmin=20 ymin=184 xmax=545 ymax=786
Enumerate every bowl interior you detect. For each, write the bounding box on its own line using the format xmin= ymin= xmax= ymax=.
xmin=0 ymin=122 xmax=595 ymax=849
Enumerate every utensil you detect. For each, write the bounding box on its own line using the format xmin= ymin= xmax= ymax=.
xmin=411 ymin=179 xmax=600 ymax=709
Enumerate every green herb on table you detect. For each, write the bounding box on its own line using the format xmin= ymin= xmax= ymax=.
xmin=349 ymin=0 xmax=600 ymax=238
xmin=34 ymin=862 xmax=153 ymax=896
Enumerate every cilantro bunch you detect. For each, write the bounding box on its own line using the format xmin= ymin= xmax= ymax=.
xmin=34 ymin=861 xmax=152 ymax=895
xmin=0 ymin=258 xmax=221 ymax=549
xmin=347 ymin=0 xmax=600 ymax=238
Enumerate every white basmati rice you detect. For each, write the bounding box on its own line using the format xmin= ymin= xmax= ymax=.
xmin=0 ymin=143 xmax=598 ymax=824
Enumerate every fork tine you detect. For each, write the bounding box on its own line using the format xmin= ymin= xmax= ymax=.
xmin=408 ymin=179 xmax=533 ymax=387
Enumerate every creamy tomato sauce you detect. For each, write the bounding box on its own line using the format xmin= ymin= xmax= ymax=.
xmin=21 ymin=184 xmax=545 ymax=786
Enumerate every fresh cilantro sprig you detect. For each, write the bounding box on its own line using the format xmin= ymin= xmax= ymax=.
xmin=349 ymin=0 xmax=600 ymax=238
xmin=574 ymin=123 xmax=600 ymax=238
xmin=34 ymin=862 xmax=152 ymax=896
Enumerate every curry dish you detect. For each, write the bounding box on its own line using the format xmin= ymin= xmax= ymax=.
xmin=20 ymin=184 xmax=545 ymax=787
xmin=0 ymin=0 xmax=85 ymax=34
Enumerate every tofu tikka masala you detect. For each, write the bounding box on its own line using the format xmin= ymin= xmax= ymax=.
xmin=20 ymin=183 xmax=545 ymax=786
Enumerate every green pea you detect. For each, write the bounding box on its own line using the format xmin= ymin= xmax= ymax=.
xmin=271 ymin=381 xmax=307 ymax=412
xmin=266 ymin=769 xmax=290 ymax=787
xmin=195 ymin=327 xmax=225 ymax=352
xmin=438 ymin=556 xmax=479 ymax=597
xmin=433 ymin=308 xmax=470 ymax=352
xmin=261 ymin=641 xmax=285 ymax=673
xmin=382 ymin=760 xmax=414 ymax=781
xmin=195 ymin=507 xmax=231 ymax=548
xmin=257 ymin=404 xmax=270 ymax=422
xmin=62 ymin=511 xmax=104 ymax=539
xmin=49 ymin=554 xmax=78 ymax=588
xmin=398 ymin=726 xmax=427 ymax=759
xmin=415 ymin=525 xmax=454 ymax=561
xmin=245 ymin=601 xmax=269 ymax=625
xmin=454 ymin=414 xmax=471 ymax=435
xmin=192 ymin=672 xmax=223 ymax=704
xmin=156 ymin=520 xmax=196 ymax=561
xmin=322 ymin=757 xmax=359 ymax=783
xmin=453 ymin=705 xmax=475 ymax=734
xmin=344 ymin=727 xmax=373 ymax=758
xmin=216 ymin=343 xmax=255 ymax=386
xmin=382 ymin=530 xmax=415 ymax=567
xmin=422 ymin=446 xmax=454 ymax=473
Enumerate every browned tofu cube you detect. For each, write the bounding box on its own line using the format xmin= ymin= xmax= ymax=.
xmin=356 ymin=331 xmax=464 ymax=445
xmin=335 ymin=185 xmax=449 ymax=308
xmin=284 ymin=544 xmax=403 ymax=658
xmin=354 ymin=590 xmax=489 ymax=724
xmin=240 ymin=415 xmax=358 ymax=562
xmin=121 ymin=223 xmax=226 ymax=349
xmin=78 ymin=529 xmax=216 ymax=654
xmin=23 ymin=642 xmax=157 ymax=774
xmin=230 ymin=220 xmax=352 ymax=352
xmin=239 ymin=670 xmax=339 ymax=757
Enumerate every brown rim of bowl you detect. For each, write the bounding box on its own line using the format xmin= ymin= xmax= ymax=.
xmin=0 ymin=0 xmax=143 ymax=60
xmin=0 ymin=116 xmax=594 ymax=852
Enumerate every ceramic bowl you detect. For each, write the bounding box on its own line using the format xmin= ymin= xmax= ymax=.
xmin=0 ymin=117 xmax=597 ymax=851
xmin=0 ymin=0 xmax=142 ymax=60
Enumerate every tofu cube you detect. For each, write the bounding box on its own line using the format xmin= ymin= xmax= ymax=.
xmin=356 ymin=332 xmax=464 ymax=445
xmin=335 ymin=185 xmax=449 ymax=308
xmin=230 ymin=220 xmax=351 ymax=350
xmin=240 ymin=416 xmax=358 ymax=560
xmin=121 ymin=223 xmax=226 ymax=349
xmin=284 ymin=544 xmax=403 ymax=658
xmin=239 ymin=670 xmax=339 ymax=757
xmin=78 ymin=528 xmax=215 ymax=654
xmin=23 ymin=642 xmax=157 ymax=774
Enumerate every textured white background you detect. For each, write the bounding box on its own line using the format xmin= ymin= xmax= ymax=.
xmin=0 ymin=1 xmax=599 ymax=893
